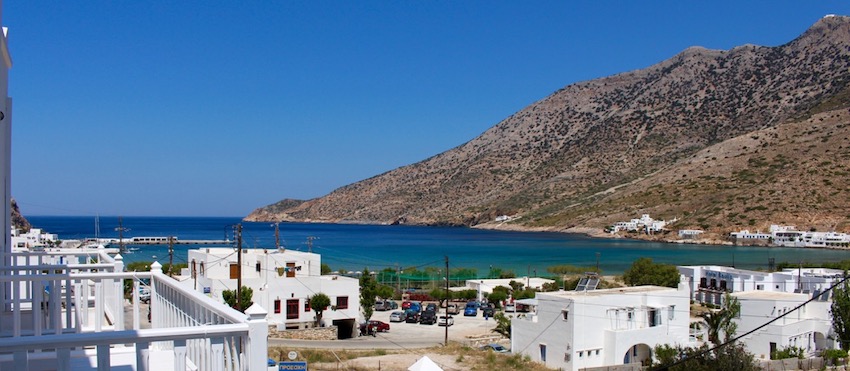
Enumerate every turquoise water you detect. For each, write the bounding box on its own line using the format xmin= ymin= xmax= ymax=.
xmin=27 ymin=216 xmax=846 ymax=276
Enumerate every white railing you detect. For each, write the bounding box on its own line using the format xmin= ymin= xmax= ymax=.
xmin=0 ymin=256 xmax=268 ymax=371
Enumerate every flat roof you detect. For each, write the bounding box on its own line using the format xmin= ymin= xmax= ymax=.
xmin=545 ymin=285 xmax=675 ymax=298
xmin=732 ymin=291 xmax=809 ymax=300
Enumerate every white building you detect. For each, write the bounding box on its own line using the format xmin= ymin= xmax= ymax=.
xmin=678 ymin=265 xmax=842 ymax=306
xmin=732 ymin=290 xmax=835 ymax=359
xmin=182 ymin=247 xmax=361 ymax=337
xmin=512 ymin=282 xmax=692 ymax=370
xmin=0 ymin=5 xmax=269 ymax=368
xmin=11 ymin=227 xmax=58 ymax=248
xmin=610 ymin=214 xmax=672 ymax=234
xmin=463 ymin=277 xmax=555 ymax=302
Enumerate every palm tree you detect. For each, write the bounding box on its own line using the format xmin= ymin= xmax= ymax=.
xmin=699 ymin=294 xmax=741 ymax=346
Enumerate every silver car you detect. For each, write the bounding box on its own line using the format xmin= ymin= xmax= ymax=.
xmin=389 ymin=311 xmax=406 ymax=322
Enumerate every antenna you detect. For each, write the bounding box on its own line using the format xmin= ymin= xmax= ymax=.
xmin=306 ymin=236 xmax=317 ymax=253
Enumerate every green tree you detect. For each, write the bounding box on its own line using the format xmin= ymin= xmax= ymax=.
xmin=492 ymin=312 xmax=511 ymax=338
xmin=488 ymin=290 xmax=507 ymax=307
xmin=321 ymin=263 xmax=332 ymax=275
xmin=126 ymin=261 xmax=153 ymax=272
xmin=430 ymin=287 xmax=453 ymax=307
xmin=310 ymin=293 xmax=331 ymax=327
xmin=222 ymin=286 xmax=253 ymax=312
xmin=360 ymin=268 xmax=377 ymax=320
xmin=622 ymin=257 xmax=680 ymax=287
xmin=832 ymin=277 xmax=850 ymax=350
xmin=699 ymin=294 xmax=741 ymax=346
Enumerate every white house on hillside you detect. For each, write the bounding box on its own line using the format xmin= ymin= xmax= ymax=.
xmin=512 ymin=282 xmax=692 ymax=370
xmin=181 ymin=247 xmax=362 ymax=338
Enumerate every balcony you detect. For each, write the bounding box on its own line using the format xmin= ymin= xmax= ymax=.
xmin=0 ymin=249 xmax=268 ymax=370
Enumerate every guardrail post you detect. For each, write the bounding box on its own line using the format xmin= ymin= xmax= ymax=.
xmin=245 ymin=303 xmax=269 ymax=371
xmin=173 ymin=339 xmax=187 ymax=371
xmin=14 ymin=350 xmax=26 ymax=369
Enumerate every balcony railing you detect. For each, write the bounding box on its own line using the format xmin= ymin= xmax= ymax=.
xmin=0 ymin=250 xmax=268 ymax=370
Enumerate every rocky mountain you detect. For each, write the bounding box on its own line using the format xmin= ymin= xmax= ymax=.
xmin=12 ymin=198 xmax=30 ymax=232
xmin=246 ymin=16 xmax=850 ymax=238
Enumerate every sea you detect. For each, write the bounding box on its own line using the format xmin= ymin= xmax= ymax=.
xmin=26 ymin=216 xmax=850 ymax=276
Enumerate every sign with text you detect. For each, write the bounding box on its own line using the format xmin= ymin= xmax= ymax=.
xmin=279 ymin=361 xmax=307 ymax=371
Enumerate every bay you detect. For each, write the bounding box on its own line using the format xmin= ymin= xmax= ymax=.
xmin=27 ymin=216 xmax=850 ymax=276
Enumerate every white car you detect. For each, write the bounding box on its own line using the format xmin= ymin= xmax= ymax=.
xmin=438 ymin=315 xmax=454 ymax=326
xmin=504 ymin=303 xmax=515 ymax=312
xmin=389 ymin=311 xmax=406 ymax=322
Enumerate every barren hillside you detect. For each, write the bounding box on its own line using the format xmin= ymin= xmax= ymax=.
xmin=246 ymin=16 xmax=850 ymax=235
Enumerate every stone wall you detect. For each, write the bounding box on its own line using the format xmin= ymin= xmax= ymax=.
xmin=269 ymin=325 xmax=338 ymax=340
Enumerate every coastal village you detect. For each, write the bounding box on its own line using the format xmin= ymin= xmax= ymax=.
xmin=6 ymin=1 xmax=850 ymax=371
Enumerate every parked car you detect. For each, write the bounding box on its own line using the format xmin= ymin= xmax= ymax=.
xmin=446 ymin=304 xmax=459 ymax=315
xmin=464 ymin=303 xmax=477 ymax=316
xmin=409 ymin=301 xmax=422 ymax=313
xmin=425 ymin=303 xmax=438 ymax=313
xmin=483 ymin=306 xmax=495 ymax=318
xmin=402 ymin=301 xmax=412 ymax=310
xmin=387 ymin=300 xmax=398 ymax=309
xmin=504 ymin=303 xmax=516 ymax=312
xmin=480 ymin=343 xmax=509 ymax=353
xmin=405 ymin=310 xmax=421 ymax=323
xmin=368 ymin=320 xmax=390 ymax=332
xmin=389 ymin=311 xmax=406 ymax=322
xmin=420 ymin=310 xmax=437 ymax=325
xmin=438 ymin=315 xmax=454 ymax=327
xmin=374 ymin=300 xmax=390 ymax=311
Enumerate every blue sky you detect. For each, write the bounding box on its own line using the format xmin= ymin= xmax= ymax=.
xmin=7 ymin=1 xmax=850 ymax=217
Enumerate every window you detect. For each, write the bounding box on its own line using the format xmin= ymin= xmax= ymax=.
xmin=579 ymin=351 xmax=584 ymax=358
xmin=274 ymin=299 xmax=281 ymax=314
xmin=287 ymin=299 xmax=299 ymax=319
xmin=336 ymin=296 xmax=349 ymax=309
xmin=286 ymin=262 xmax=296 ymax=278
xmin=304 ymin=299 xmax=311 ymax=312
xmin=710 ymin=278 xmax=717 ymax=289
xmin=191 ymin=260 xmax=197 ymax=278
xmin=668 ymin=305 xmax=675 ymax=320
xmin=757 ymin=284 xmax=763 ymax=290
xmin=200 ymin=262 xmax=205 ymax=275
xmin=562 ymin=310 xmax=569 ymax=321
xmin=719 ymin=280 xmax=728 ymax=291
xmin=699 ymin=277 xmax=707 ymax=288
xmin=539 ymin=344 xmax=547 ymax=362
xmin=648 ymin=308 xmax=659 ymax=327
xmin=229 ymin=264 xmax=239 ymax=279
xmin=256 ymin=262 xmax=261 ymax=273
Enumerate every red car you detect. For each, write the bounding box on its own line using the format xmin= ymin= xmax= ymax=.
xmin=402 ymin=301 xmax=412 ymax=310
xmin=369 ymin=320 xmax=390 ymax=332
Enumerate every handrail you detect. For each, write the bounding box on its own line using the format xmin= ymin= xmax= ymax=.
xmin=0 ymin=263 xmax=116 ymax=272
xmin=0 ymin=324 xmax=250 ymax=352
xmin=151 ymin=271 xmax=247 ymax=324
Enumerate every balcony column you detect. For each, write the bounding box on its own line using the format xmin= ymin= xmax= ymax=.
xmin=245 ymin=303 xmax=269 ymax=371
xmin=173 ymin=339 xmax=186 ymax=371
xmin=96 ymin=344 xmax=110 ymax=371
xmin=210 ymin=337 xmax=225 ymax=371
xmin=114 ymin=254 xmax=124 ymax=331
xmin=57 ymin=348 xmax=71 ymax=371
xmin=136 ymin=341 xmax=150 ymax=371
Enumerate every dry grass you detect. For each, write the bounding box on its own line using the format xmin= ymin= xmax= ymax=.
xmin=269 ymin=343 xmax=556 ymax=371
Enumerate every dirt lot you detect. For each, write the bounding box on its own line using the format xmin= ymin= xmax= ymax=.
xmin=268 ymin=304 xmax=541 ymax=370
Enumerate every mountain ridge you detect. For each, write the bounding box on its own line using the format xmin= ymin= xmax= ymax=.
xmin=246 ymin=15 xmax=850 ymax=239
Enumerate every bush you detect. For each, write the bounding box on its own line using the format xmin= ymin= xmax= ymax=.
xmin=823 ymin=348 xmax=848 ymax=365
xmin=771 ymin=346 xmax=804 ymax=360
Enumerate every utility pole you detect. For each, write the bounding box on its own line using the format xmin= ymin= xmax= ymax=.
xmin=274 ymin=223 xmax=281 ymax=250
xmin=168 ymin=236 xmax=174 ymax=276
xmin=237 ymin=224 xmax=243 ymax=311
xmin=444 ymin=256 xmax=449 ymax=347
xmin=117 ymin=216 xmax=125 ymax=253
xmin=396 ymin=263 xmax=401 ymax=295
xmin=306 ymin=236 xmax=315 ymax=253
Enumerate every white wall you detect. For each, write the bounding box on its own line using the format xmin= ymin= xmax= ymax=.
xmin=512 ymin=284 xmax=691 ymax=371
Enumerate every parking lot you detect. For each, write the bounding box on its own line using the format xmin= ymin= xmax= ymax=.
xmin=365 ymin=302 xmax=502 ymax=345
